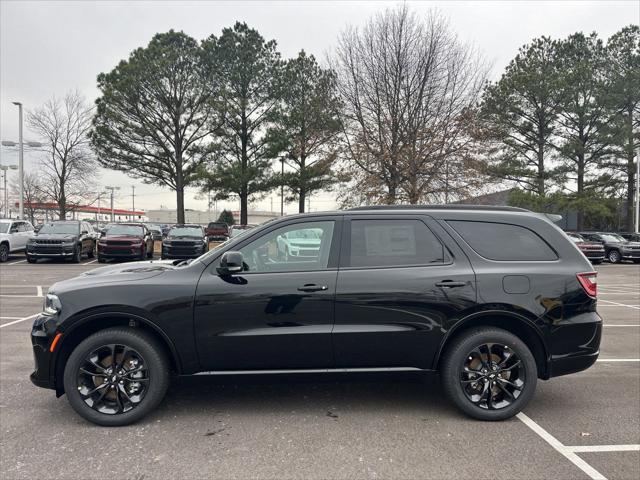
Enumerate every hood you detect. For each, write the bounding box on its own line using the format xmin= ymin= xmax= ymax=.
xmin=621 ymin=241 xmax=640 ymax=247
xmin=34 ymin=233 xmax=78 ymax=241
xmin=51 ymin=259 xmax=178 ymax=292
xmin=167 ymin=235 xmax=203 ymax=241
xmin=102 ymin=234 xmax=143 ymax=241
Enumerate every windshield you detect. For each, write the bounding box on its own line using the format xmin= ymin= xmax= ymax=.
xmin=106 ymin=225 xmax=143 ymax=236
xmin=38 ymin=222 xmax=79 ymax=235
xmin=601 ymin=234 xmax=625 ymax=243
xmin=208 ymin=223 xmax=227 ymax=229
xmin=169 ymin=227 xmax=202 ymax=237
xmin=0 ymin=223 xmax=9 ymax=234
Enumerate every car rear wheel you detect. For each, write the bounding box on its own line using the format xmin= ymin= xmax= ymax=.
xmin=63 ymin=327 xmax=170 ymax=426
xmin=87 ymin=243 xmax=95 ymax=258
xmin=71 ymin=246 xmax=82 ymax=263
xmin=26 ymin=255 xmax=37 ymax=264
xmin=607 ymin=250 xmax=621 ymax=263
xmin=441 ymin=327 xmax=537 ymax=421
xmin=0 ymin=244 xmax=9 ymax=262
xmin=98 ymin=255 xmax=106 ymax=263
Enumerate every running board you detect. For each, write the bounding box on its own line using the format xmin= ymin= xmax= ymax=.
xmin=192 ymin=367 xmax=426 ymax=376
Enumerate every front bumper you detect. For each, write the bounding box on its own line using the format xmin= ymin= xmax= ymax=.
xmin=162 ymin=245 xmax=204 ymax=259
xmin=30 ymin=314 xmax=58 ymax=390
xmin=620 ymin=250 xmax=640 ymax=259
xmin=26 ymin=244 xmax=75 ymax=258
xmin=98 ymin=245 xmax=142 ymax=259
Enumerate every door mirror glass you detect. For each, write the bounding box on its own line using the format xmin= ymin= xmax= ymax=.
xmin=217 ymin=251 xmax=244 ymax=275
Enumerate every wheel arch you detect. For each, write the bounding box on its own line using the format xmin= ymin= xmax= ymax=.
xmin=53 ymin=311 xmax=182 ymax=396
xmin=433 ymin=310 xmax=549 ymax=379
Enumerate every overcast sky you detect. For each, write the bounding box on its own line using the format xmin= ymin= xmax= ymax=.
xmin=1 ymin=0 xmax=638 ymax=215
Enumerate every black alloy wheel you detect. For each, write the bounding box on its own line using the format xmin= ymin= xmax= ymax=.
xmin=0 ymin=244 xmax=9 ymax=262
xmin=72 ymin=246 xmax=82 ymax=263
xmin=441 ymin=327 xmax=537 ymax=421
xmin=459 ymin=343 xmax=525 ymax=410
xmin=63 ymin=327 xmax=169 ymax=426
xmin=607 ymin=250 xmax=621 ymax=264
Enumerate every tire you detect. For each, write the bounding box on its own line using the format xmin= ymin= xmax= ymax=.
xmin=591 ymin=260 xmax=602 ymax=265
xmin=98 ymin=256 xmax=106 ymax=263
xmin=607 ymin=250 xmax=621 ymax=264
xmin=26 ymin=255 xmax=37 ymax=264
xmin=63 ymin=327 xmax=170 ymax=426
xmin=71 ymin=246 xmax=82 ymax=263
xmin=139 ymin=246 xmax=146 ymax=261
xmin=87 ymin=243 xmax=95 ymax=259
xmin=146 ymin=244 xmax=153 ymax=259
xmin=441 ymin=327 xmax=537 ymax=421
xmin=633 ymin=259 xmax=640 ymax=264
xmin=0 ymin=243 xmax=8 ymax=262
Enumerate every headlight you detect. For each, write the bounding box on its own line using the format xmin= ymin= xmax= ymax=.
xmin=42 ymin=294 xmax=62 ymax=316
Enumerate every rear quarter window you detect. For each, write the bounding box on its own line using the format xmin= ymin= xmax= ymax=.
xmin=448 ymin=220 xmax=557 ymax=261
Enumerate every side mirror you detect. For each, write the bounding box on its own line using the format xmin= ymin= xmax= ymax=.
xmin=217 ymin=251 xmax=244 ymax=276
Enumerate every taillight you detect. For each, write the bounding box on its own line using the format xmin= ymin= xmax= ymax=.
xmin=576 ymin=272 xmax=597 ymax=298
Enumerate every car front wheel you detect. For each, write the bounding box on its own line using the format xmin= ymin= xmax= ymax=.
xmin=441 ymin=327 xmax=537 ymax=421
xmin=0 ymin=244 xmax=9 ymax=262
xmin=63 ymin=327 xmax=170 ymax=426
xmin=607 ymin=250 xmax=621 ymax=264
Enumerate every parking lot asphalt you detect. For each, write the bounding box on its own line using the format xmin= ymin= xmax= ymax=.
xmin=0 ymin=259 xmax=638 ymax=479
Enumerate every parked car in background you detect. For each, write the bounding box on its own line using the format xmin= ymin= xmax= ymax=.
xmin=580 ymin=232 xmax=640 ymax=263
xmin=0 ymin=219 xmax=35 ymax=262
xmin=161 ymin=224 xmax=207 ymax=259
xmin=30 ymin=205 xmax=601 ymax=426
xmin=565 ymin=232 xmax=605 ymax=264
xmin=620 ymin=232 xmax=640 ymax=242
xmin=97 ymin=223 xmax=154 ymax=263
xmin=145 ymin=224 xmax=164 ymax=242
xmin=34 ymin=224 xmax=43 ymax=233
xmin=205 ymin=222 xmax=229 ymax=241
xmin=276 ymin=225 xmax=323 ymax=260
xmin=229 ymin=224 xmax=256 ymax=238
xmin=26 ymin=220 xmax=95 ymax=263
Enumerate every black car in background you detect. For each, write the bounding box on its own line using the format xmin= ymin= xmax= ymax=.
xmin=144 ymin=224 xmax=164 ymax=242
xmin=565 ymin=232 xmax=605 ymax=264
xmin=580 ymin=231 xmax=640 ymax=263
xmin=26 ymin=220 xmax=95 ymax=263
xmin=161 ymin=224 xmax=208 ymax=259
xmin=620 ymin=232 xmax=640 ymax=242
xmin=97 ymin=223 xmax=154 ymax=263
xmin=30 ymin=206 xmax=601 ymax=426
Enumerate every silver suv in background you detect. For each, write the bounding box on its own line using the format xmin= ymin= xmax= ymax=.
xmin=0 ymin=219 xmax=35 ymax=262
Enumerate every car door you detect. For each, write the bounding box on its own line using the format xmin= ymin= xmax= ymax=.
xmin=333 ymin=214 xmax=477 ymax=369
xmin=11 ymin=222 xmax=26 ymax=250
xmin=193 ymin=216 xmax=342 ymax=371
xmin=19 ymin=221 xmax=34 ymax=249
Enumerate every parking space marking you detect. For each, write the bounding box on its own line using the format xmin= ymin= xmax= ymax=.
xmin=0 ymin=316 xmax=25 ymax=320
xmin=85 ymin=259 xmax=97 ymax=264
xmin=596 ymin=358 xmax=640 ymax=362
xmin=598 ymin=300 xmax=640 ymax=309
xmin=517 ymin=412 xmax=606 ymax=480
xmin=602 ymin=324 xmax=639 ymax=327
xmin=36 ymin=285 xmax=43 ymax=297
xmin=0 ymin=313 xmax=39 ymax=328
xmin=8 ymin=259 xmax=26 ymax=265
xmin=568 ymin=445 xmax=640 ymax=453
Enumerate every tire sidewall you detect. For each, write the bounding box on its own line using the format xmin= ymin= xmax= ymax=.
xmin=63 ymin=328 xmax=169 ymax=426
xmin=608 ymin=250 xmax=621 ymax=263
xmin=441 ymin=328 xmax=537 ymax=421
xmin=0 ymin=244 xmax=8 ymax=262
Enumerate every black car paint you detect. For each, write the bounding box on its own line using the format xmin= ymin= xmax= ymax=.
xmin=31 ymin=209 xmax=601 ymax=396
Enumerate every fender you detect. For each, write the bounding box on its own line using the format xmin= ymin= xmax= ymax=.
xmin=51 ymin=309 xmax=184 ymax=394
xmin=431 ymin=308 xmax=549 ymax=373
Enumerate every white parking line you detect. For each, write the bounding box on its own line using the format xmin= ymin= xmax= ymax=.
xmin=36 ymin=286 xmax=43 ymax=297
xmin=598 ymin=300 xmax=640 ymax=310
xmin=517 ymin=412 xmax=606 ymax=480
xmin=85 ymin=259 xmax=97 ymax=265
xmin=0 ymin=294 xmax=41 ymax=298
xmin=0 ymin=313 xmax=39 ymax=328
xmin=568 ymin=445 xmax=640 ymax=453
xmin=7 ymin=259 xmax=26 ymax=265
xmin=602 ymin=324 xmax=640 ymax=327
xmin=596 ymin=358 xmax=640 ymax=362
xmin=0 ymin=316 xmax=25 ymax=320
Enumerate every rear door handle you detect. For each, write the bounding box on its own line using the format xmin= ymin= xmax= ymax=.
xmin=297 ymin=284 xmax=328 ymax=292
xmin=435 ymin=280 xmax=467 ymax=288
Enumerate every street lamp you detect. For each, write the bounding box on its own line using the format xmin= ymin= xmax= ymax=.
xmin=11 ymin=102 xmax=24 ymax=220
xmin=104 ymin=186 xmax=120 ymax=222
xmin=0 ymin=164 xmax=18 ymax=218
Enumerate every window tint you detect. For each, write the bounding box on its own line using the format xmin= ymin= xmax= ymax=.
xmin=448 ymin=221 xmax=557 ymax=261
xmin=239 ymin=221 xmax=334 ymax=273
xmin=348 ymin=219 xmax=447 ymax=268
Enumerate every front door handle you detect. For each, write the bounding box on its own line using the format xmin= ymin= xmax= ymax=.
xmin=435 ymin=280 xmax=467 ymax=288
xmin=297 ymin=284 xmax=328 ymax=292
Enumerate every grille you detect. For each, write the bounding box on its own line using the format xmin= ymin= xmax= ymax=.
xmin=36 ymin=239 xmax=63 ymax=245
xmin=106 ymin=240 xmax=134 ymax=246
xmin=171 ymin=241 xmax=197 ymax=247
xmin=35 ymin=246 xmax=64 ymax=254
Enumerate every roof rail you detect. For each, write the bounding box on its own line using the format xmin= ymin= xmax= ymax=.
xmin=347 ymin=204 xmax=530 ymax=212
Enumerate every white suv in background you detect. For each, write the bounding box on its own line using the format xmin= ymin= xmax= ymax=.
xmin=0 ymin=219 xmax=35 ymax=262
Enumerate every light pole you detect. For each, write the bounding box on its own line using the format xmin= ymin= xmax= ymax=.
xmin=105 ymin=186 xmax=120 ymax=222
xmin=635 ymin=147 xmax=640 ymax=234
xmin=0 ymin=165 xmax=18 ymax=218
xmin=11 ymin=102 xmax=24 ymax=219
xmin=280 ymin=158 xmax=285 ymax=216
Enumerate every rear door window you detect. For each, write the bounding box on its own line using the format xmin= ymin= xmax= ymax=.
xmin=348 ymin=219 xmax=448 ymax=268
xmin=448 ymin=221 xmax=557 ymax=261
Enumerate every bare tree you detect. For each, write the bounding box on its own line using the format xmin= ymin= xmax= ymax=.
xmin=27 ymin=91 xmax=96 ymax=219
xmin=333 ymin=5 xmax=488 ymax=205
xmin=10 ymin=172 xmax=47 ymax=224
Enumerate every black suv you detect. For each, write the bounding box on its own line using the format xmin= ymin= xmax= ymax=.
xmin=161 ymin=224 xmax=208 ymax=259
xmin=26 ymin=220 xmax=96 ymax=263
xmin=30 ymin=206 xmax=601 ymax=426
xmin=580 ymin=231 xmax=640 ymax=263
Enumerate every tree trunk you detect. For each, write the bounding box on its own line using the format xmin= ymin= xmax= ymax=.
xmin=625 ymin=109 xmax=635 ymax=232
xmin=298 ymin=157 xmax=306 ymax=213
xmin=537 ymin=146 xmax=545 ymax=197
xmin=240 ymin=188 xmax=248 ymax=225
xmin=175 ymin=166 xmax=185 ymax=224
xmin=576 ymin=156 xmax=585 ymax=231
xmin=299 ymin=188 xmax=306 ymax=213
